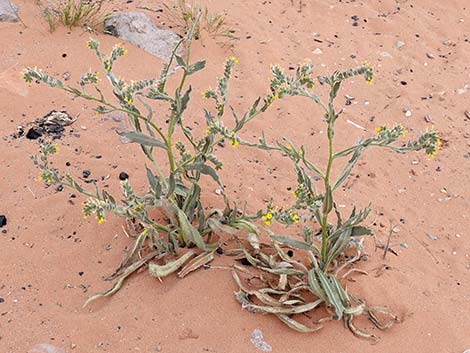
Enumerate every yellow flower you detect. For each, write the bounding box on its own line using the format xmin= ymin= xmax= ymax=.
xmin=375 ymin=126 xmax=386 ymax=133
xmin=290 ymin=213 xmax=299 ymax=223
xmin=229 ymin=139 xmax=239 ymax=147
xmin=123 ymin=49 xmax=128 ymax=56
xmin=229 ymin=56 xmax=239 ymax=64
xmin=266 ymin=212 xmax=273 ymax=220
xmin=201 ymin=90 xmax=207 ymax=99
xmin=52 ymin=144 xmax=59 ymax=154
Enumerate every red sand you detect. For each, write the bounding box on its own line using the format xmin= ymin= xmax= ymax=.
xmin=1 ymin=1 xmax=469 ymax=352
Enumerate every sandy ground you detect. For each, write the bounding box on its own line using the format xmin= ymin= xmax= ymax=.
xmin=1 ymin=0 xmax=469 ymax=352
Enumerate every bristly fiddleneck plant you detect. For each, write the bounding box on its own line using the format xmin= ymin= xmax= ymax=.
xmin=204 ymin=60 xmax=440 ymax=337
xmin=24 ymin=19 xmax=264 ymax=305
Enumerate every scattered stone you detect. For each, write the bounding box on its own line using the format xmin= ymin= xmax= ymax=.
xmin=0 ymin=0 xmax=19 ymax=22
xmin=178 ymin=328 xmax=199 ymax=340
xmin=465 ymin=110 xmax=470 ymax=120
xmin=426 ymin=52 xmax=435 ymax=59
xmin=404 ymin=109 xmax=412 ymax=117
xmin=456 ymin=84 xmax=469 ymax=95
xmin=20 ymin=110 xmax=76 ymax=141
xmin=424 ymin=115 xmax=433 ymax=123
xmin=214 ymin=188 xmax=223 ymax=195
xmin=104 ymin=12 xmax=182 ymax=61
xmin=380 ymin=51 xmax=392 ymax=58
xmin=119 ymin=171 xmax=129 ymax=180
xmin=426 ymin=233 xmax=438 ymax=241
xmin=82 ymin=170 xmax=91 ymax=179
xmin=312 ymin=48 xmax=323 ymax=55
xmin=28 ymin=344 xmax=66 ymax=353
xmin=395 ymin=40 xmax=405 ymax=49
xmin=400 ymin=242 xmax=409 ymax=249
xmin=0 ymin=297 xmax=4 ymax=303
xmin=26 ymin=127 xmax=42 ymax=140
xmin=250 ymin=329 xmax=272 ymax=352
xmin=62 ymin=72 xmax=71 ymax=81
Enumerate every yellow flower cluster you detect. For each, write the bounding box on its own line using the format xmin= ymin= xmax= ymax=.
xmin=261 ymin=211 xmax=273 ymax=225
xmin=288 ymin=210 xmax=299 ymax=223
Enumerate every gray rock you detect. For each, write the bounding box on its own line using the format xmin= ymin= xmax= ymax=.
xmin=104 ymin=12 xmax=182 ymax=61
xmin=250 ymin=329 xmax=272 ymax=352
xmin=0 ymin=0 xmax=19 ymax=22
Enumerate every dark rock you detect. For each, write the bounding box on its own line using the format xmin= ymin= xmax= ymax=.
xmin=26 ymin=127 xmax=42 ymax=140
xmin=104 ymin=12 xmax=182 ymax=61
xmin=82 ymin=170 xmax=91 ymax=178
xmin=0 ymin=215 xmax=7 ymax=227
xmin=119 ymin=172 xmax=129 ymax=180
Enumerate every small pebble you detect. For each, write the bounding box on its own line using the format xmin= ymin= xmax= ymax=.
xmin=396 ymin=40 xmax=405 ymax=49
xmin=0 ymin=215 xmax=6 ymax=227
xmin=427 ymin=233 xmax=438 ymax=241
xmin=119 ymin=172 xmax=129 ymax=180
xmin=312 ymin=48 xmax=323 ymax=55
xmin=82 ymin=170 xmax=91 ymax=178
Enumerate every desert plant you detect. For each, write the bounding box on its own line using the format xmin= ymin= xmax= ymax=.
xmin=161 ymin=0 xmax=238 ymax=45
xmin=39 ymin=0 xmax=108 ymax=32
xmin=203 ymin=61 xmax=440 ymax=337
xmin=24 ymin=20 xmax=260 ymax=305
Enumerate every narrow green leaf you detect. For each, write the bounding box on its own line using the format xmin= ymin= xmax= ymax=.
xmin=187 ymin=60 xmax=206 ymax=75
xmin=270 ymin=235 xmax=314 ymax=251
xmin=315 ymin=269 xmax=345 ymax=320
xmin=119 ymin=131 xmax=167 ymax=149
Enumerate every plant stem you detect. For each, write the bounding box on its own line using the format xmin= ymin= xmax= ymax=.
xmin=320 ymin=114 xmax=335 ymax=267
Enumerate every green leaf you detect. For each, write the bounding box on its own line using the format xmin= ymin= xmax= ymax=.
xmin=185 ymin=163 xmax=221 ymax=186
xmin=323 ymin=185 xmax=333 ymax=214
xmin=351 ymin=226 xmax=372 ymax=237
xmin=176 ymin=208 xmax=217 ymax=251
xmin=315 ymin=269 xmax=345 ymax=320
xmin=307 ymin=269 xmax=326 ymax=300
xmin=187 ymin=60 xmax=206 ymax=75
xmin=271 ymin=235 xmax=315 ymax=251
xmin=166 ymin=174 xmax=176 ymax=198
xmin=119 ymin=131 xmax=167 ymax=149
xmin=145 ymin=165 xmax=161 ymax=198
xmin=175 ymin=55 xmax=186 ymax=68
